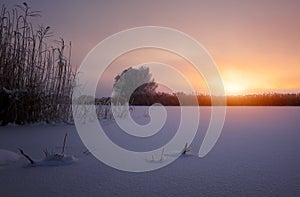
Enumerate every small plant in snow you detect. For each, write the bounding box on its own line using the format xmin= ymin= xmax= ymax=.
xmin=18 ymin=133 xmax=77 ymax=166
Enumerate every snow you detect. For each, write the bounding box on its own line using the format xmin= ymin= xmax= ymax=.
xmin=0 ymin=149 xmax=20 ymax=166
xmin=3 ymin=87 xmax=28 ymax=95
xmin=0 ymin=107 xmax=299 ymax=196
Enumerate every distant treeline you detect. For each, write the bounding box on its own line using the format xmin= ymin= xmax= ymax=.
xmin=97 ymin=93 xmax=300 ymax=106
xmin=226 ymin=93 xmax=300 ymax=106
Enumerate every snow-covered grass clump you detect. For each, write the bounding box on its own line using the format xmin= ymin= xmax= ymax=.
xmin=23 ymin=155 xmax=78 ymax=167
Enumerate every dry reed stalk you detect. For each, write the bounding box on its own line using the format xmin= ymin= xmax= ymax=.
xmin=0 ymin=3 xmax=76 ymax=125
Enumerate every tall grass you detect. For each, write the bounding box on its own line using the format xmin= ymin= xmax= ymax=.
xmin=0 ymin=3 xmax=76 ymax=124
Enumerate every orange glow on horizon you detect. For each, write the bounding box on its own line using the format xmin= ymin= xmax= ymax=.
xmin=98 ymin=47 xmax=300 ymax=97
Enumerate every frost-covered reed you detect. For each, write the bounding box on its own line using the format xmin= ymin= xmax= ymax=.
xmin=0 ymin=3 xmax=76 ymax=124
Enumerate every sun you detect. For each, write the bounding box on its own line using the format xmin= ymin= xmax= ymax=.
xmin=224 ymin=83 xmax=245 ymax=95
xmin=221 ymin=70 xmax=249 ymax=95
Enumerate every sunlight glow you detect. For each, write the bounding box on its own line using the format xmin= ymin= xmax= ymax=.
xmin=224 ymin=82 xmax=245 ymax=95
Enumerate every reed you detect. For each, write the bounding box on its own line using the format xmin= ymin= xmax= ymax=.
xmin=0 ymin=3 xmax=76 ymax=124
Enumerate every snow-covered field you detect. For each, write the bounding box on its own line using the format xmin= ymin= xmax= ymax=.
xmin=0 ymin=107 xmax=299 ymax=197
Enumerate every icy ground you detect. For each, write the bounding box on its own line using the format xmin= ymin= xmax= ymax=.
xmin=0 ymin=107 xmax=299 ymax=196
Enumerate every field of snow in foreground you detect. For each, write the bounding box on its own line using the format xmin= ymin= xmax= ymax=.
xmin=0 ymin=107 xmax=299 ymax=197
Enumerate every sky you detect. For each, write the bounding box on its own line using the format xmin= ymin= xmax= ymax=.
xmin=2 ymin=0 xmax=300 ymax=96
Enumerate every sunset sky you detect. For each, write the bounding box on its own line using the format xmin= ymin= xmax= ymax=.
xmin=3 ymin=0 xmax=300 ymax=95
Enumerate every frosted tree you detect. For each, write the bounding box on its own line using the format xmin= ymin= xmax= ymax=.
xmin=112 ymin=66 xmax=158 ymax=105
